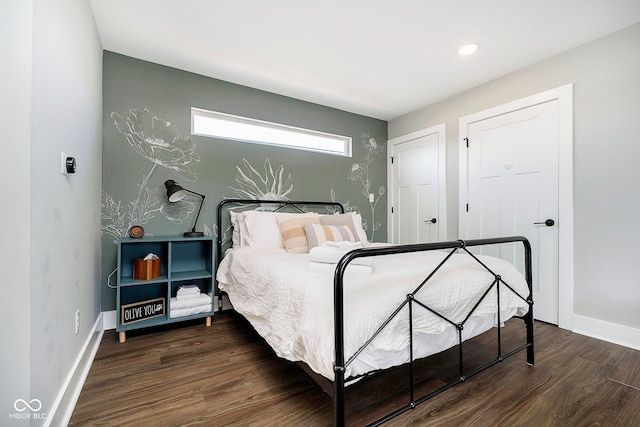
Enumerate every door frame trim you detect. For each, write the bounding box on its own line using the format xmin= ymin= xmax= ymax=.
xmin=387 ymin=123 xmax=447 ymax=243
xmin=458 ymin=84 xmax=574 ymax=330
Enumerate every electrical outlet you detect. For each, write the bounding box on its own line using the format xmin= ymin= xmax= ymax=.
xmin=75 ymin=309 xmax=80 ymax=334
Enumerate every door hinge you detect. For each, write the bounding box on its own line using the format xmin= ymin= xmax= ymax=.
xmin=466 ymin=203 xmax=469 ymax=212
xmin=464 ymin=137 xmax=469 ymax=148
xmin=391 ymin=206 xmax=394 ymax=214
xmin=390 ymin=156 xmax=394 ymax=164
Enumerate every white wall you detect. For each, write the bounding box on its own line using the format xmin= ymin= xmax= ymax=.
xmin=389 ymin=24 xmax=640 ymax=340
xmin=1 ymin=0 xmax=103 ymax=425
xmin=1 ymin=2 xmax=33 ymax=425
xmin=31 ymin=0 xmax=103 ymax=423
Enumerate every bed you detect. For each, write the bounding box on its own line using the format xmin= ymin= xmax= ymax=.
xmin=215 ymin=199 xmax=534 ymax=426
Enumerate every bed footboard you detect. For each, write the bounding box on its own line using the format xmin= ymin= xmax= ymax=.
xmin=332 ymin=237 xmax=534 ymax=427
xmin=215 ymin=198 xmax=533 ymax=426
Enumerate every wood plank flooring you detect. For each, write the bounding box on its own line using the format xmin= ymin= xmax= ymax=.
xmin=70 ymin=312 xmax=640 ymax=426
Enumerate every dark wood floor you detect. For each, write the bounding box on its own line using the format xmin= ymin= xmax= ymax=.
xmin=70 ymin=311 xmax=640 ymax=426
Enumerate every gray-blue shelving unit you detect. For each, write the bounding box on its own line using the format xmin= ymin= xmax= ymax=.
xmin=116 ymin=235 xmax=214 ymax=342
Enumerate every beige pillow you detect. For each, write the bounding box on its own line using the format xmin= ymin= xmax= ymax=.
xmin=276 ymin=213 xmax=320 ymax=253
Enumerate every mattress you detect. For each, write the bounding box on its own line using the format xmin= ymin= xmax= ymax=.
xmin=216 ymin=245 xmax=530 ymax=379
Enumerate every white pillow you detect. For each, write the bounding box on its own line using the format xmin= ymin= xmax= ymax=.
xmin=229 ymin=211 xmax=246 ymax=247
xmin=242 ymin=210 xmax=285 ymax=250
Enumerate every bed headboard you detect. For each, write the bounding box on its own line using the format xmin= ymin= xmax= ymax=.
xmin=215 ymin=198 xmax=346 ymax=306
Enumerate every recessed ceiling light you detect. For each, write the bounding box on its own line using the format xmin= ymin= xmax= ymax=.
xmin=458 ymin=44 xmax=478 ymax=56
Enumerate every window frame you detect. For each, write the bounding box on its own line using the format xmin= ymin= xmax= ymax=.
xmin=191 ymin=107 xmax=352 ymax=157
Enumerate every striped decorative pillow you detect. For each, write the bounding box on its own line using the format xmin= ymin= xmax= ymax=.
xmin=320 ymin=212 xmax=368 ymax=244
xmin=276 ymin=213 xmax=321 ymax=253
xmin=304 ymin=223 xmax=357 ymax=249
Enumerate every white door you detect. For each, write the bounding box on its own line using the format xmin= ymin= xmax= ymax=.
xmin=462 ymin=101 xmax=559 ymax=324
xmin=388 ymin=125 xmax=446 ymax=244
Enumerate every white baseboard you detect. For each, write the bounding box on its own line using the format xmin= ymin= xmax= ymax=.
xmin=572 ymin=314 xmax=640 ymax=351
xmin=44 ymin=313 xmax=104 ymax=427
xmin=102 ymin=309 xmax=117 ymax=330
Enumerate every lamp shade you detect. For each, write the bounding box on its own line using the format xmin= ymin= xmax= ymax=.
xmin=165 ymin=180 xmax=187 ymax=202
xmin=164 ymin=179 xmax=205 ymax=238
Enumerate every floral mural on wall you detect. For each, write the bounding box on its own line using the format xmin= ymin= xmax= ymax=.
xmin=333 ymin=133 xmax=385 ymax=241
xmin=102 ymin=109 xmax=385 ymax=244
xmin=222 ymin=132 xmax=385 ymax=241
xmin=230 ymin=158 xmax=293 ymax=201
xmin=101 ymin=108 xmax=201 ymax=243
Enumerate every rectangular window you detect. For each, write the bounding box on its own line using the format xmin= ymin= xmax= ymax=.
xmin=191 ymin=108 xmax=352 ymax=157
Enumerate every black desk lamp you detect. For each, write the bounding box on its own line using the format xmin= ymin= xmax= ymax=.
xmin=164 ymin=180 xmax=205 ymax=237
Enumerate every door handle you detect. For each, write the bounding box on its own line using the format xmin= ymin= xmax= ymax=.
xmin=534 ymin=219 xmax=555 ymax=227
xmin=424 ymin=218 xmax=437 ymax=224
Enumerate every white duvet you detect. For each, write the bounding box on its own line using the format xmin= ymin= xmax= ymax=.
xmin=217 ymin=245 xmax=530 ymax=379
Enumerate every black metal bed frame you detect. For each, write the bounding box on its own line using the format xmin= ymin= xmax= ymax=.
xmin=216 ymin=199 xmax=534 ymax=427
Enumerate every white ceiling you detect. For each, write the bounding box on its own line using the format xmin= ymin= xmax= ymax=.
xmin=89 ymin=0 xmax=640 ymax=120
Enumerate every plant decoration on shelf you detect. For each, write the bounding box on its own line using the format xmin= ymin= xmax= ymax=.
xmin=102 ymin=108 xmax=204 ymax=243
xmin=331 ymin=133 xmax=385 ymax=241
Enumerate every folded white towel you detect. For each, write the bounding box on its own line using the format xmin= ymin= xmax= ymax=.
xmin=169 ymin=304 xmax=212 ymax=319
xmin=309 ymin=243 xmax=372 ymax=266
xmin=171 ymin=293 xmax=212 ymax=310
xmin=177 ymin=284 xmax=201 ymax=298
xmin=307 ymin=261 xmax=372 ymax=275
xmin=177 ymin=284 xmax=200 ymax=294
xmin=325 ymin=241 xmax=363 ymax=249
xmin=176 ymin=291 xmax=201 ymax=301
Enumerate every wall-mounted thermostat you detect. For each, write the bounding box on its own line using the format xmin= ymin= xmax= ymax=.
xmin=66 ymin=156 xmax=76 ymax=174
xmin=61 ymin=151 xmax=76 ymax=175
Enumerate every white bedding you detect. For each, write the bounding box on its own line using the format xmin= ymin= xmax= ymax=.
xmin=217 ymin=244 xmax=530 ymax=379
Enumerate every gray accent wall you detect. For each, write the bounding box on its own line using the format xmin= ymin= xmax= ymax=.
xmin=389 ymin=24 xmax=640 ymax=332
xmin=101 ymin=52 xmax=387 ymax=311
xmin=1 ymin=0 xmax=103 ymax=425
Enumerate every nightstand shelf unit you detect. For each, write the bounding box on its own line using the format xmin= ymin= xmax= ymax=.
xmin=116 ymin=236 xmax=214 ymax=343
